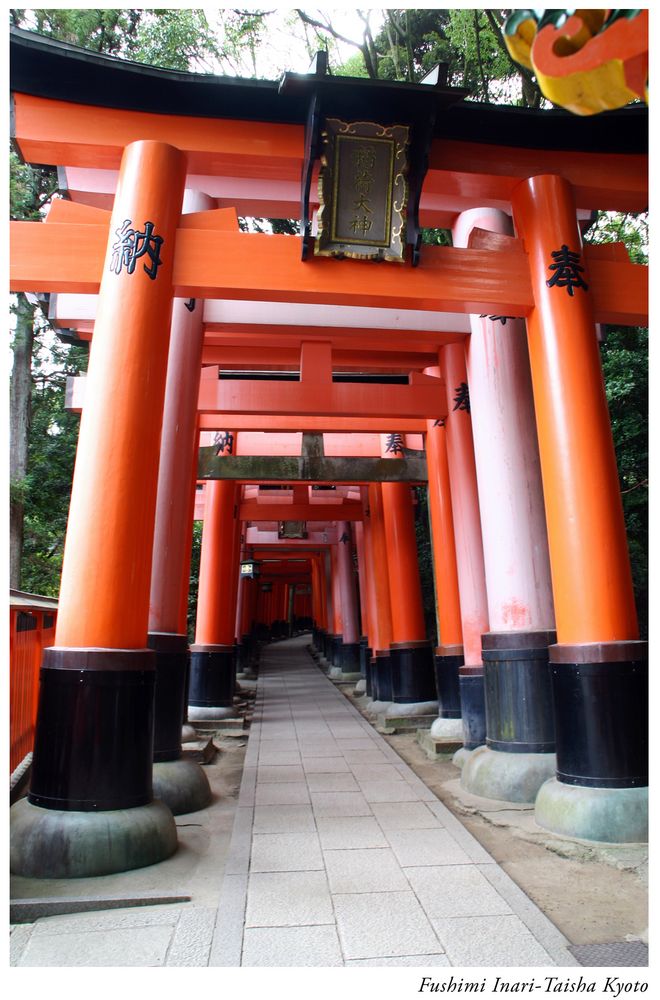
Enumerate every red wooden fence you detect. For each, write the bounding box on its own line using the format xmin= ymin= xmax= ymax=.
xmin=9 ymin=591 xmax=58 ymax=775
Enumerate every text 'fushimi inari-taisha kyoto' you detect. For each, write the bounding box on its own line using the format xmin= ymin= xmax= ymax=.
xmin=9 ymin=8 xmax=647 ymax=885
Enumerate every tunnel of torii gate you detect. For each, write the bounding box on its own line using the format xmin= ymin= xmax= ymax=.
xmin=9 ymin=27 xmax=648 ymax=878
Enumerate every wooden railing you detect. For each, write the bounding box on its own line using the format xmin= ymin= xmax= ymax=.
xmin=10 ymin=590 xmax=58 ymax=776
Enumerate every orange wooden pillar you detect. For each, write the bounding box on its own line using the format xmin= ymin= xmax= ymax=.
xmin=424 ymin=412 xmax=464 ymax=721
xmin=11 ymin=141 xmax=186 ymax=879
xmin=320 ymin=547 xmax=336 ymax=664
xmin=234 ymin=544 xmax=255 ymax=676
xmin=353 ymin=519 xmax=370 ymax=685
xmin=364 ymin=484 xmax=394 ymax=702
xmin=332 ymin=522 xmax=361 ymax=676
xmin=512 ymin=175 xmax=647 ymax=840
xmin=328 ymin=542 xmax=344 ymax=667
xmin=147 ymin=193 xmax=213 ymax=811
xmin=177 ymin=436 xmax=202 ymax=638
xmin=380 ymin=436 xmax=437 ymax=707
xmin=439 ymin=344 xmax=490 ymax=750
xmin=189 ymin=475 xmax=240 ymax=721
xmin=312 ymin=550 xmax=329 ymax=652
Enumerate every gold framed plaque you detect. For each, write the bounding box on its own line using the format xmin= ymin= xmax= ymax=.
xmin=315 ymin=119 xmax=410 ymax=262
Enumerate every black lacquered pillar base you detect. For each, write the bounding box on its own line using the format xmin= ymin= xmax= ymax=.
xmin=321 ymin=632 xmax=333 ymax=662
xmin=341 ymin=642 xmax=361 ymax=673
xmin=365 ymin=653 xmax=374 ymax=697
xmin=188 ymin=643 xmax=236 ymax=718
xmin=359 ymin=637 xmax=369 ymax=677
xmin=482 ymin=630 xmax=556 ymax=754
xmin=371 ymin=650 xmax=392 ymax=703
xmin=330 ymin=634 xmax=343 ymax=668
xmin=550 ymin=641 xmax=647 ymax=788
xmin=434 ymin=644 xmax=463 ymax=719
xmin=389 ymin=641 xmax=437 ymax=705
xmin=459 ymin=668 xmax=486 ymax=750
xmin=148 ymin=632 xmax=188 ymax=763
xmin=534 ymin=641 xmax=648 ymax=842
xmin=30 ymin=647 xmax=156 ymax=811
xmin=12 ymin=645 xmax=178 ymax=878
xmin=460 ymin=630 xmax=557 ymax=803
xmin=149 ymin=632 xmax=211 ymax=815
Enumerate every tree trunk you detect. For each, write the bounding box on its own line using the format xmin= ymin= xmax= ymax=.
xmin=10 ymin=294 xmax=35 ymax=589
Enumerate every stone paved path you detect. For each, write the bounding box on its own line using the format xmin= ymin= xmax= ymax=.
xmin=208 ymin=636 xmax=577 ymax=967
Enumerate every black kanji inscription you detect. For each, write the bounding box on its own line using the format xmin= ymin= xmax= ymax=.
xmin=546 ymin=244 xmax=588 ymax=296
xmin=110 ymin=219 xmax=164 ymax=280
xmin=384 ymin=433 xmax=405 ymax=456
xmin=479 ymin=314 xmax=513 ymax=325
xmin=214 ymin=430 xmax=235 ymax=455
xmin=453 ymin=382 xmax=470 ymax=414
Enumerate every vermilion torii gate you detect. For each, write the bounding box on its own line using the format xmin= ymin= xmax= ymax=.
xmin=9 ymin=28 xmax=647 ymax=877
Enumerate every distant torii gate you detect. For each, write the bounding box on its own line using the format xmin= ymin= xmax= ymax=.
xmin=9 ymin=27 xmax=647 ymax=878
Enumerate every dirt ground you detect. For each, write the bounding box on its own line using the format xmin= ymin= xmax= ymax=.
xmin=344 ymin=694 xmax=648 ymax=948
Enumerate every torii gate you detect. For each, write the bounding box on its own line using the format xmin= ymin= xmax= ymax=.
xmin=9 ymin=27 xmax=647 ymax=878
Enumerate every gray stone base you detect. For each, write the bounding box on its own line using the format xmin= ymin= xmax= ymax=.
xmin=430 ymin=717 xmax=464 ymax=740
xmin=534 ymin=778 xmax=648 ymax=844
xmin=385 ymin=700 xmax=438 ymax=718
xmin=376 ymin=706 xmax=438 ymax=734
xmin=328 ymin=667 xmax=363 ymax=683
xmin=10 ymin=797 xmax=177 ymax=878
xmin=353 ymin=679 xmax=367 ymax=696
xmin=181 ymin=724 xmax=198 ymax=744
xmin=416 ymin=728 xmax=464 ymax=760
xmin=364 ymin=700 xmax=392 ymax=717
xmin=152 ymin=759 xmax=212 ymax=816
xmin=188 ymin=705 xmax=237 ymax=722
xmin=453 ymin=747 xmax=474 ymax=769
xmin=460 ymin=745 xmax=557 ymax=804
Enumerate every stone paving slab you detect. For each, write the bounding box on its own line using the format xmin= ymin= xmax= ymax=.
xmin=209 ymin=636 xmax=577 ymax=967
xmin=17 ymin=923 xmax=175 ymax=967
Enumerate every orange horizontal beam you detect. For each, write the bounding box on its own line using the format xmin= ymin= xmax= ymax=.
xmin=12 ymin=94 xmax=302 ymax=178
xmin=173 ymin=231 xmax=533 ymax=313
xmin=240 ymin=503 xmax=363 ymax=521
xmin=427 ymin=139 xmax=647 ymax=214
xmin=203 ymin=325 xmax=466 ymax=350
xmin=9 ymin=220 xmax=533 ymax=313
xmin=201 ymin=346 xmax=439 ymax=370
xmin=198 ymin=414 xmax=426 ymax=433
xmin=198 ymin=377 xmax=446 ymax=420
xmin=13 ymin=94 xmax=646 ymax=212
xmin=10 ymin=223 xmax=647 ymax=326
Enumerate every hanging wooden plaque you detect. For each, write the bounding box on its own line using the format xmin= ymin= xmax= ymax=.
xmin=316 ymin=119 xmax=409 ymax=262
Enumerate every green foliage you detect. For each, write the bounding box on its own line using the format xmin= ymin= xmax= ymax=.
xmin=10 ymin=150 xmax=56 ymax=222
xmin=443 ymin=9 xmax=512 ymax=98
xmin=333 ymin=52 xmax=370 ymax=79
xmin=131 ymin=9 xmax=219 ymax=72
xmin=187 ymin=521 xmax=203 ymax=642
xmin=24 ymin=9 xmax=142 ymax=54
xmin=20 ymin=342 xmax=88 ymax=595
xmin=600 ymin=324 xmax=648 ymax=637
xmin=414 ymin=487 xmax=438 ymax=641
